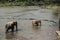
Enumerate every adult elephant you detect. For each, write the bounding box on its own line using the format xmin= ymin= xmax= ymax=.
xmin=5 ymin=21 xmax=18 ymax=33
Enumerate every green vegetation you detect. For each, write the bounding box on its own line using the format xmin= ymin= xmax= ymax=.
xmin=0 ymin=0 xmax=60 ymax=7
xmin=47 ymin=5 xmax=60 ymax=9
xmin=0 ymin=2 xmax=35 ymax=7
xmin=0 ymin=0 xmax=60 ymax=15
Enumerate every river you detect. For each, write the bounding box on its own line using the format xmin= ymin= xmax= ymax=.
xmin=0 ymin=6 xmax=59 ymax=40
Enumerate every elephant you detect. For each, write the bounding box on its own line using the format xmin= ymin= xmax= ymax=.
xmin=5 ymin=21 xmax=18 ymax=33
xmin=32 ymin=19 xmax=41 ymax=26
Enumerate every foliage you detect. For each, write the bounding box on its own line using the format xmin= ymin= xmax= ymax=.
xmin=0 ymin=0 xmax=60 ymax=6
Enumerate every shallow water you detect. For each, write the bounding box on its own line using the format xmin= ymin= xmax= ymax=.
xmin=0 ymin=6 xmax=59 ymax=40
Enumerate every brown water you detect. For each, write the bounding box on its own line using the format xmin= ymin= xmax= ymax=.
xmin=0 ymin=6 xmax=59 ymax=40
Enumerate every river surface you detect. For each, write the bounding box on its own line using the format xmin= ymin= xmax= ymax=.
xmin=0 ymin=6 xmax=59 ymax=40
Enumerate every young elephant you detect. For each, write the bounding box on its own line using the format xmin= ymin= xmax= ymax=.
xmin=5 ymin=21 xmax=18 ymax=33
xmin=32 ymin=20 xmax=41 ymax=26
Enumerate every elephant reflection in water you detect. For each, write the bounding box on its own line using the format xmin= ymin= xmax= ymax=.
xmin=5 ymin=21 xmax=18 ymax=33
xmin=5 ymin=32 xmax=16 ymax=40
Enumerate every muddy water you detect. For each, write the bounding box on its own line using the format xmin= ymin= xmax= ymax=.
xmin=0 ymin=6 xmax=59 ymax=40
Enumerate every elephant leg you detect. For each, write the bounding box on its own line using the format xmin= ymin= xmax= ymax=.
xmin=40 ymin=21 xmax=41 ymax=26
xmin=36 ymin=23 xmax=38 ymax=26
xmin=6 ymin=27 xmax=10 ymax=33
xmin=16 ymin=26 xmax=18 ymax=31
xmin=11 ymin=27 xmax=14 ymax=32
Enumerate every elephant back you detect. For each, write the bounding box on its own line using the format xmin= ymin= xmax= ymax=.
xmin=6 ymin=21 xmax=14 ymax=27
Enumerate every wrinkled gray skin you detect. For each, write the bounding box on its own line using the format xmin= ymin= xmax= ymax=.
xmin=5 ymin=21 xmax=18 ymax=33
